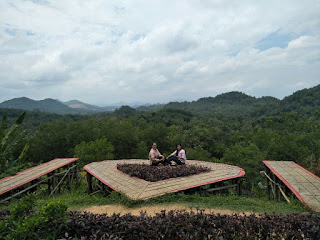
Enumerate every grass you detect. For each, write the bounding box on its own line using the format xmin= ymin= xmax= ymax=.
xmin=145 ymin=192 xmax=309 ymax=214
xmin=0 ymin=179 xmax=309 ymax=214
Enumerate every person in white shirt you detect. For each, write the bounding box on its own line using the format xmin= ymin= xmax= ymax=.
xmin=167 ymin=144 xmax=186 ymax=165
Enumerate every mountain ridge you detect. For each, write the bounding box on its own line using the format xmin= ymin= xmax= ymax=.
xmin=0 ymin=84 xmax=319 ymax=115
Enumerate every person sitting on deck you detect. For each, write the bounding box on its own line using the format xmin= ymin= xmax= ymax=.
xmin=149 ymin=142 xmax=165 ymax=166
xmin=167 ymin=144 xmax=186 ymax=165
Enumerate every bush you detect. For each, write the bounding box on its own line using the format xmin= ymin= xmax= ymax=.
xmin=65 ymin=210 xmax=320 ymax=239
xmin=117 ymin=164 xmax=210 ymax=182
xmin=0 ymin=194 xmax=68 ymax=240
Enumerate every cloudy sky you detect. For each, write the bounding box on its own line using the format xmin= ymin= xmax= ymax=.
xmin=0 ymin=0 xmax=319 ymax=106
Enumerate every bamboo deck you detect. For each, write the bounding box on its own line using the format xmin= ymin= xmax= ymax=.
xmin=84 ymin=159 xmax=245 ymax=200
xmin=0 ymin=158 xmax=78 ymax=195
xmin=263 ymin=161 xmax=320 ymax=212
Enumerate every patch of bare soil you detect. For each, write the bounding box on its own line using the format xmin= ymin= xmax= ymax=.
xmin=81 ymin=204 xmax=253 ymax=216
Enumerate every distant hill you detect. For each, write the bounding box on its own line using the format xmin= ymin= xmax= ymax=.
xmin=138 ymin=91 xmax=281 ymax=117
xmin=0 ymin=97 xmax=117 ymax=114
xmin=1 ymin=84 xmax=319 ymax=116
xmin=0 ymin=97 xmax=81 ymax=114
xmin=137 ymin=84 xmax=320 ymax=117
xmin=280 ymin=84 xmax=320 ymax=115
xmin=62 ymin=100 xmax=116 ymax=112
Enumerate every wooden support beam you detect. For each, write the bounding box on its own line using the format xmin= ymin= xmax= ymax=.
xmin=87 ymin=172 xmax=93 ymax=194
xmin=89 ymin=190 xmax=101 ymax=196
xmin=47 ymin=172 xmax=52 ymax=193
xmin=1 ymin=174 xmax=55 ymax=203
xmin=272 ymin=173 xmax=277 ymax=200
xmin=261 ymin=169 xmax=290 ymax=203
xmin=70 ymin=164 xmax=75 ymax=185
xmin=207 ymin=183 xmax=238 ymax=192
xmin=52 ymin=170 xmax=56 ymax=193
xmin=75 ymin=164 xmax=80 ymax=185
xmin=266 ymin=167 xmax=270 ymax=200
xmin=50 ymin=167 xmax=72 ymax=196
xmin=237 ymin=178 xmax=242 ymax=196
xmin=67 ymin=165 xmax=71 ymax=191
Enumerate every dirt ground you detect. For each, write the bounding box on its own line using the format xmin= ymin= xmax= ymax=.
xmin=81 ymin=204 xmax=253 ymax=216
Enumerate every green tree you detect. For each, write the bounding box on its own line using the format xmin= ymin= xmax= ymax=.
xmin=28 ymin=121 xmax=70 ymax=163
xmin=222 ymin=143 xmax=266 ymax=191
xmin=74 ymin=137 xmax=114 ymax=167
xmin=101 ymin=119 xmax=140 ymax=159
xmin=186 ymin=147 xmax=211 ymax=161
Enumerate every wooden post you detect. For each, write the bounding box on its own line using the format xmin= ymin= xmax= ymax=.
xmin=100 ymin=181 xmax=105 ymax=192
xmin=75 ymin=164 xmax=80 ymax=185
xmin=47 ymin=173 xmax=51 ymax=193
xmin=52 ymin=170 xmax=56 ymax=192
xmin=272 ymin=173 xmax=277 ymax=200
xmin=277 ymin=180 xmax=281 ymax=201
xmin=67 ymin=166 xmax=71 ymax=191
xmin=237 ymin=178 xmax=242 ymax=196
xmin=87 ymin=172 xmax=93 ymax=194
xmin=57 ymin=168 xmax=61 ymax=194
xmin=31 ymin=179 xmax=38 ymax=192
xmin=266 ymin=168 xmax=270 ymax=200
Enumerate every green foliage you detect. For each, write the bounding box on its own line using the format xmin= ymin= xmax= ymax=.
xmin=74 ymin=137 xmax=114 ymax=167
xmin=281 ymin=84 xmax=320 ymax=114
xmin=222 ymin=143 xmax=266 ymax=190
xmin=186 ymin=147 xmax=211 ymax=161
xmin=28 ymin=118 xmax=101 ymax=163
xmin=5 ymin=84 xmax=320 ymax=196
xmin=114 ymin=105 xmax=136 ymax=117
xmin=101 ymin=119 xmax=139 ymax=159
xmin=0 ymin=112 xmax=29 ymax=178
xmin=22 ymin=107 xmax=320 ymax=194
xmin=0 ymin=194 xmax=68 ymax=240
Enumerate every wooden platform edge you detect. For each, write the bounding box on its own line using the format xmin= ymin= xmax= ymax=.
xmin=84 ymin=165 xmax=120 ymax=192
xmin=0 ymin=158 xmax=78 ymax=195
xmin=262 ymin=160 xmax=315 ymax=210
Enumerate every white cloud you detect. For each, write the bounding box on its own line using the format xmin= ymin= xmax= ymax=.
xmin=0 ymin=0 xmax=319 ymax=105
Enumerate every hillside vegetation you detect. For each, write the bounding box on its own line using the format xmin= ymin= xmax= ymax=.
xmin=1 ymin=84 xmax=320 ymax=116
xmin=0 ymin=84 xmax=320 ymax=192
xmin=139 ymin=84 xmax=320 ymax=117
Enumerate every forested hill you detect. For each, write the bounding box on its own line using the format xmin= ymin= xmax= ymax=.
xmin=0 ymin=97 xmax=110 ymax=114
xmin=137 ymin=92 xmax=280 ymax=116
xmin=1 ymin=84 xmax=319 ymax=116
xmin=280 ymin=84 xmax=320 ymax=115
xmin=0 ymin=97 xmax=83 ymax=114
xmin=138 ymin=84 xmax=320 ymax=116
xmin=0 ymin=97 xmax=116 ymax=114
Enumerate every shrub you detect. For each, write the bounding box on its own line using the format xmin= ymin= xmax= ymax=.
xmin=117 ymin=164 xmax=210 ymax=182
xmin=65 ymin=210 xmax=320 ymax=239
xmin=0 ymin=194 xmax=68 ymax=240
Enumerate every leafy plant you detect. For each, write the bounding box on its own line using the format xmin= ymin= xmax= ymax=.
xmin=74 ymin=137 xmax=114 ymax=167
xmin=117 ymin=164 xmax=210 ymax=182
xmin=0 ymin=194 xmax=68 ymax=240
xmin=0 ymin=112 xmax=29 ymax=178
xmin=65 ymin=210 xmax=320 ymax=239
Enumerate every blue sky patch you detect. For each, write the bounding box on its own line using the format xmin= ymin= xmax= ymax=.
xmin=5 ymin=28 xmax=16 ymax=36
xmin=255 ymin=30 xmax=295 ymax=51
